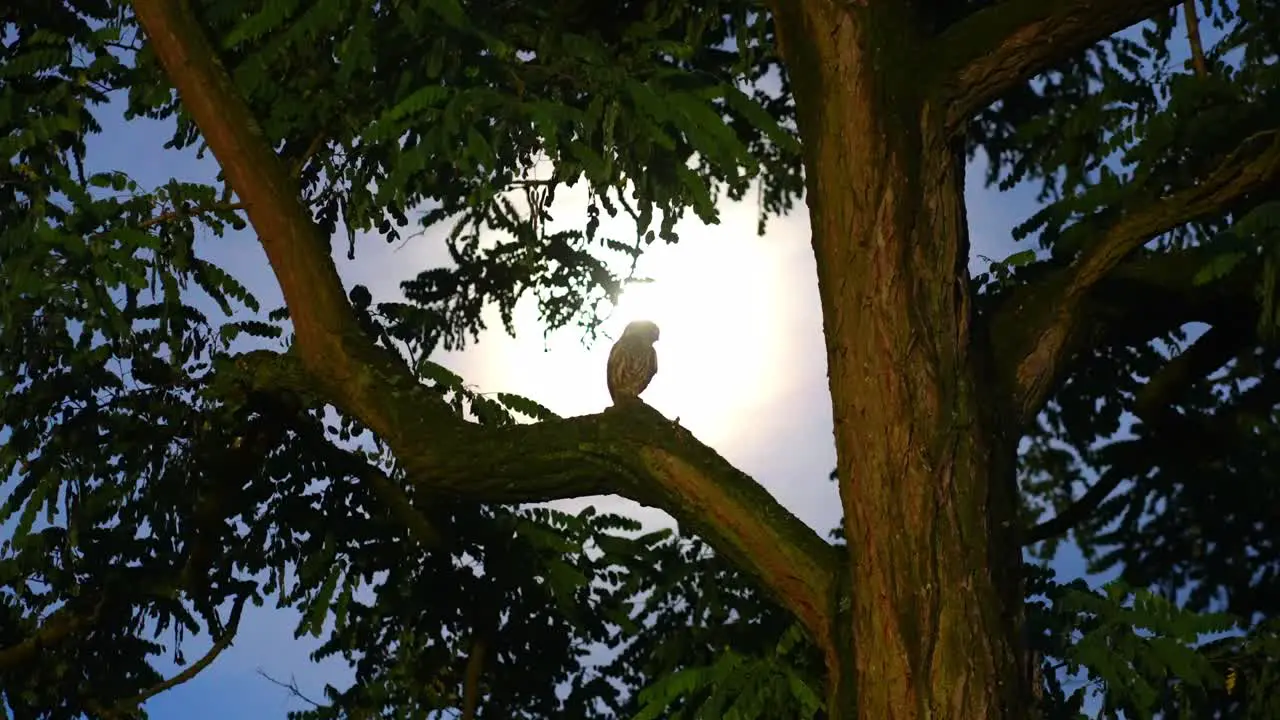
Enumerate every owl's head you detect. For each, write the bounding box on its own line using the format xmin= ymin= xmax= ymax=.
xmin=621 ymin=320 xmax=660 ymax=344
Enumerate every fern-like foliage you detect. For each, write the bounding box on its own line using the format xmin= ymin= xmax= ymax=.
xmin=3 ymin=0 xmax=1280 ymax=719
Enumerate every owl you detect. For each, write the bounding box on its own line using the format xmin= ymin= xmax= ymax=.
xmin=607 ymin=320 xmax=660 ymax=405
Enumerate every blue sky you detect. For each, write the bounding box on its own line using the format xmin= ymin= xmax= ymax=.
xmin=85 ymin=99 xmax=1095 ymax=719
xmin=6 ymin=9 xmax=1228 ymax=718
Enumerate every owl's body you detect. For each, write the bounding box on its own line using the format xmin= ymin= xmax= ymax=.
xmin=607 ymin=320 xmax=660 ymax=404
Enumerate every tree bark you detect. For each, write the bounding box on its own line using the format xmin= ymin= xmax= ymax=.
xmin=773 ymin=3 xmax=1027 ymax=717
xmin=129 ymin=0 xmax=840 ymax=654
xmin=132 ymin=0 xmax=1270 ymax=717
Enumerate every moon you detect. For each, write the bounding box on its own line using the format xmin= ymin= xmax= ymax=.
xmin=424 ymin=184 xmax=820 ymax=454
xmin=603 ymin=238 xmax=781 ymax=430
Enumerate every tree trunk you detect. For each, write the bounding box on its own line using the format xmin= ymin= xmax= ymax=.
xmin=776 ymin=5 xmax=1031 ymax=719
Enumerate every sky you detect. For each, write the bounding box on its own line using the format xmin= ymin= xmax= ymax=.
xmin=6 ymin=10 xmax=1226 ymax=719
xmin=108 ymin=110 xmax=1087 ymax=718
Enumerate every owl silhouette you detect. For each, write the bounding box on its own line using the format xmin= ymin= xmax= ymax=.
xmin=607 ymin=320 xmax=659 ymax=405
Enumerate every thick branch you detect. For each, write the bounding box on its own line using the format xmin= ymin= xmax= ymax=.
xmin=460 ymin=635 xmax=488 ymax=720
xmin=1030 ymin=361 xmax=1280 ymax=544
xmin=435 ymin=405 xmax=841 ymax=644
xmin=130 ymin=0 xmax=439 ymax=435
xmin=993 ymin=129 xmax=1280 ymax=425
xmin=134 ymin=1 xmax=838 ymax=644
xmin=1132 ymin=325 xmax=1246 ymax=425
xmin=1024 ymin=466 xmax=1125 ymax=545
xmin=1025 ymin=279 xmax=1273 ymax=545
xmin=1024 ymin=323 xmax=1248 ymax=545
xmin=242 ymin=349 xmax=841 ymax=640
xmin=1073 ymin=245 xmax=1263 ymax=364
xmin=938 ymin=0 xmax=1181 ymax=132
xmin=1182 ymin=0 xmax=1209 ymax=77
xmin=1066 ymin=131 xmax=1280 ymax=297
xmin=0 ymin=598 xmax=103 ymax=673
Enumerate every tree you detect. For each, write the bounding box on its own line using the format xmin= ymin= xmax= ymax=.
xmin=2 ymin=0 xmax=1279 ymax=719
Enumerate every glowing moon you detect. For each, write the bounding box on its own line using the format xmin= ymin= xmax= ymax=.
xmin=605 ymin=243 xmax=776 ymax=410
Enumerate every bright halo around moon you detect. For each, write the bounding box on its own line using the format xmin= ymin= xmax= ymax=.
xmin=435 ymin=184 xmax=822 ymax=455
xmin=594 ymin=221 xmax=804 ymax=448
xmin=343 ymin=182 xmax=835 ymax=529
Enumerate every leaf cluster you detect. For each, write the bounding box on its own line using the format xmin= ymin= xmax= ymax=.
xmin=977 ymin=0 xmax=1280 ymax=664
xmin=4 ymin=0 xmax=1280 ymax=718
xmin=125 ymin=0 xmax=801 ymax=350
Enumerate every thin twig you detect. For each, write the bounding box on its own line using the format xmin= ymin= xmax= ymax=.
xmin=87 ymin=202 xmax=247 ymax=243
xmin=1024 ymin=466 xmax=1126 ymax=545
xmin=1182 ymin=0 xmax=1209 ymax=77
xmin=290 ymin=132 xmax=328 ymax=178
xmin=358 ymin=457 xmax=446 ymax=548
xmin=136 ymin=202 xmax=246 ymax=231
xmin=82 ymin=594 xmax=249 ymax=718
xmin=257 ymin=668 xmax=324 ymax=708
xmin=111 ymin=594 xmax=249 ymax=710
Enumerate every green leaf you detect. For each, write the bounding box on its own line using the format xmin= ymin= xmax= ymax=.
xmin=1193 ymin=251 xmax=1246 ymax=285
xmin=495 ymin=392 xmax=559 ymax=421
